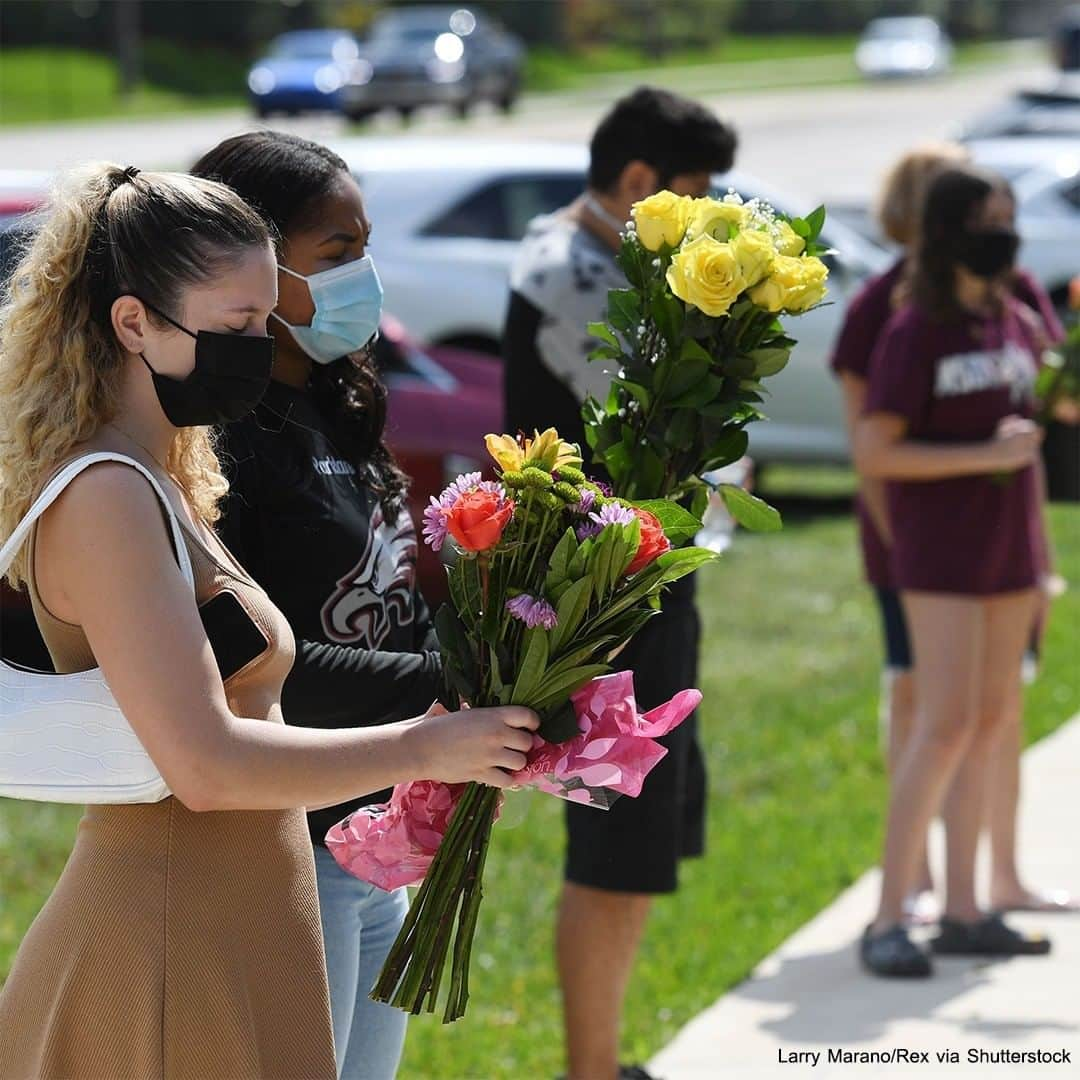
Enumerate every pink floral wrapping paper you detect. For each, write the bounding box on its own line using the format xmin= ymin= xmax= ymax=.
xmin=326 ymin=672 xmax=701 ymax=890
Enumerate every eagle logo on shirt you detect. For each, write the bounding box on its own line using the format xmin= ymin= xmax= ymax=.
xmin=320 ymin=507 xmax=417 ymax=648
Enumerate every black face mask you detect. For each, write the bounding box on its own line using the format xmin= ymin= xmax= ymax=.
xmin=139 ymin=302 xmax=274 ymax=428
xmin=955 ymin=228 xmax=1020 ymax=280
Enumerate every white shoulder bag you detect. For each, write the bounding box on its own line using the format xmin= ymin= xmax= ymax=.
xmin=0 ymin=452 xmax=195 ymax=804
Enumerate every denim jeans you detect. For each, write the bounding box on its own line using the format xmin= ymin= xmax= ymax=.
xmin=314 ymin=846 xmax=410 ymax=1080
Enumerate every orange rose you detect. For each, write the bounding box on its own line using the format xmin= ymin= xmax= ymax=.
xmin=1069 ymin=275 xmax=1080 ymax=312
xmin=625 ymin=509 xmax=671 ymax=576
xmin=445 ymin=490 xmax=514 ymax=552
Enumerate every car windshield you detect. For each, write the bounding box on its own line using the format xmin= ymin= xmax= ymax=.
xmin=271 ymin=34 xmax=346 ymax=59
xmin=864 ymin=19 xmax=937 ymax=41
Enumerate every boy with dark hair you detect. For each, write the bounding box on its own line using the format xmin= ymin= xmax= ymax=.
xmin=503 ymin=86 xmax=737 ymax=1080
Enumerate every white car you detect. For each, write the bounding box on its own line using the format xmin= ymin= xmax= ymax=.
xmin=966 ymin=136 xmax=1080 ymax=311
xmin=855 ymin=17 xmax=953 ymax=79
xmin=332 ymin=137 xmax=891 ymax=464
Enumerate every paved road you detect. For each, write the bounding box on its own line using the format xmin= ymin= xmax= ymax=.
xmin=0 ymin=57 xmax=1048 ymax=207
xmin=650 ymin=713 xmax=1080 ymax=1079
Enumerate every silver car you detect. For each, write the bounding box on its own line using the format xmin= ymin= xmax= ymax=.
xmin=856 ymin=17 xmax=953 ymax=79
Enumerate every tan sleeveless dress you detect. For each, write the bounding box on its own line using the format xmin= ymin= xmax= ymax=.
xmin=0 ymin=447 xmax=337 ymax=1079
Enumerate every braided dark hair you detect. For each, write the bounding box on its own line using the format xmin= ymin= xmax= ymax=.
xmin=191 ymin=131 xmax=409 ymax=518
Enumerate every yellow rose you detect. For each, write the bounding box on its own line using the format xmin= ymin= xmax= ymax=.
xmin=631 ymin=191 xmax=693 ymax=251
xmin=749 ymin=255 xmax=829 ymax=314
xmin=684 ymin=198 xmax=750 ymax=243
xmin=774 ymin=220 xmax=806 ymax=257
xmin=666 ymin=235 xmax=747 ymax=318
xmin=730 ymin=228 xmax=777 ymax=289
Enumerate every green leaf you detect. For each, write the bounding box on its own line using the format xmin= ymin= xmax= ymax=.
xmin=537 ymin=698 xmax=581 ymax=744
xmin=510 ymin=627 xmax=550 ymax=704
xmin=614 ymin=378 xmax=651 ymax=410
xmin=589 ymin=344 xmax=623 ymax=364
xmin=611 ymin=517 xmax=640 ymax=586
xmin=545 ymin=528 xmax=578 ymax=593
xmin=689 ymin=485 xmax=710 ymax=526
xmin=719 ymin=485 xmax=783 ymax=532
xmin=634 ymin=499 xmax=703 ymax=545
xmin=587 ymin=321 xmax=620 ymax=349
xmin=805 ymin=204 xmax=827 ymax=240
xmin=664 ymin=355 xmax=710 ymax=399
xmin=747 ymin=346 xmax=792 ymax=378
xmin=654 ymin=545 xmax=719 ymax=582
xmin=550 ymin=577 xmax=593 ymax=654
xmin=669 ymin=373 xmax=725 ymax=409
xmin=607 ymin=289 xmax=641 ymax=334
xmin=790 ymin=216 xmax=811 ymax=239
xmin=664 ymin=407 xmax=698 ymax=452
xmin=702 ymin=429 xmax=750 ymax=472
xmin=531 ymin=664 xmax=611 ymax=713
xmin=680 ymin=338 xmax=714 ymax=364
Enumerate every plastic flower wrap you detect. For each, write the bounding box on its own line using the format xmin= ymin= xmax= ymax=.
xmin=359 ymin=429 xmax=717 ymax=1023
xmin=582 ymin=189 xmax=833 ymax=529
xmin=327 ymin=672 xmax=700 ymax=885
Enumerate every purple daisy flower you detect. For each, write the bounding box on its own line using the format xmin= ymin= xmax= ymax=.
xmin=574 ymin=488 xmax=598 ymax=515
xmin=506 ymin=594 xmax=558 ymax=630
xmin=590 ymin=503 xmax=636 ymax=529
xmin=438 ymin=471 xmax=483 ymax=507
xmin=422 ymin=497 xmax=450 ymax=551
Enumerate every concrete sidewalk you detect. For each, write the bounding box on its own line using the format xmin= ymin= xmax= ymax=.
xmin=651 ymin=715 xmax=1080 ymax=1079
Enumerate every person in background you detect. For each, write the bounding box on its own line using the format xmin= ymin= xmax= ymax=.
xmin=831 ymin=144 xmax=1077 ymax=926
xmin=855 ymin=164 xmax=1079 ymax=976
xmin=191 ymin=131 xmax=438 ymax=1080
xmin=0 ymin=163 xmax=537 ymax=1077
xmin=503 ymin=86 xmax=737 ymax=1080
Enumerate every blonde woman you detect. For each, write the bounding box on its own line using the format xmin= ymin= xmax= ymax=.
xmin=0 ymin=164 xmax=536 ymax=1078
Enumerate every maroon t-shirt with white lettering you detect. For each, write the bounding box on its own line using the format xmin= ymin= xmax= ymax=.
xmin=831 ymin=262 xmax=1060 ymax=590
xmin=830 ymin=260 xmax=905 ymax=588
xmin=864 ymin=296 xmax=1046 ymax=595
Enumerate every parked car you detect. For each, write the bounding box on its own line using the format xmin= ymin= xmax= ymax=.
xmin=247 ymin=29 xmax=362 ymax=117
xmin=340 ymin=5 xmax=523 ymax=122
xmin=855 ymin=16 xmax=953 ymax=79
xmin=961 ymin=83 xmax=1080 ymax=140
xmin=332 ymin=136 xmax=892 ymax=465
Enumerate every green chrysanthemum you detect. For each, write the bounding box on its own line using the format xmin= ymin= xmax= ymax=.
xmin=501 ymin=470 xmax=527 ymax=489
xmin=552 ymin=481 xmax=582 ymax=503
xmin=521 ymin=466 xmax=555 ymax=490
xmin=555 ymin=466 xmax=587 ymax=486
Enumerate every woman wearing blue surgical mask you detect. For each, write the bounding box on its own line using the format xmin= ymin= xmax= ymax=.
xmin=191 ymin=133 xmax=437 ymax=1080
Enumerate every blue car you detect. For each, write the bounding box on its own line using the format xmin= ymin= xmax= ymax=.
xmin=247 ymin=30 xmax=361 ymax=117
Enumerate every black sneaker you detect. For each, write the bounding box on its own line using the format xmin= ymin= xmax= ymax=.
xmin=620 ymin=1067 xmax=663 ymax=1080
xmin=932 ymin=914 xmax=1051 ymax=957
xmin=860 ymin=923 xmax=933 ymax=977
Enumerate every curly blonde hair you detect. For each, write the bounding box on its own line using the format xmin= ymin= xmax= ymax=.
xmin=0 ymin=163 xmax=270 ymax=588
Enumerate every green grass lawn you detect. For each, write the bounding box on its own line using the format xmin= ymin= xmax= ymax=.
xmin=2 ymin=494 xmax=1077 ymax=1078
xmin=0 ymin=47 xmax=243 ymax=126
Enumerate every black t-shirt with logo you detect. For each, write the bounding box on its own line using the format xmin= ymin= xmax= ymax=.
xmin=217 ymin=379 xmax=441 ymax=847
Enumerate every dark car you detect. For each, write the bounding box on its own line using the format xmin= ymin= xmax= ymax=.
xmin=340 ymin=5 xmax=523 ymax=122
xmin=247 ymin=29 xmax=362 ymax=117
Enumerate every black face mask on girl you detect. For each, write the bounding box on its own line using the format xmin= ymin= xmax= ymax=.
xmin=955 ymin=228 xmax=1021 ymax=280
xmin=137 ymin=301 xmax=274 ymax=427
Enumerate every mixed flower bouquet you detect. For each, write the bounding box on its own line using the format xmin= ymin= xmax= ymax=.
xmin=582 ymin=189 xmax=832 ymax=529
xmin=330 ymin=428 xmax=715 ymax=1022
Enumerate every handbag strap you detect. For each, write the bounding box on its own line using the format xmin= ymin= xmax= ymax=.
xmin=0 ymin=452 xmax=196 ymax=592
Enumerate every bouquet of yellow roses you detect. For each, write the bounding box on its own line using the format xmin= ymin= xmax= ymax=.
xmin=583 ymin=189 xmax=831 ymax=527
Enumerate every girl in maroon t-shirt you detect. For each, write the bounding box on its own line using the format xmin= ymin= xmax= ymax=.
xmin=855 ymin=165 xmax=1056 ymax=976
xmin=831 ymin=148 xmax=1069 ymax=932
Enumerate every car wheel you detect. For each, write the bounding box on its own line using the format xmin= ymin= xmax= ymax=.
xmin=454 ymin=99 xmax=473 ymax=120
xmin=346 ymin=107 xmax=377 ymax=124
xmin=398 ymin=106 xmax=415 ymax=122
